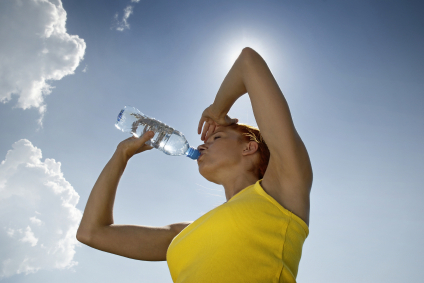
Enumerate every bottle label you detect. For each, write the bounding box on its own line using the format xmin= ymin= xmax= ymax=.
xmin=117 ymin=109 xmax=124 ymax=122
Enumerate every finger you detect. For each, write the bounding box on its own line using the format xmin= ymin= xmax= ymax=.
xmin=205 ymin=124 xmax=216 ymax=141
xmin=201 ymin=121 xmax=209 ymax=141
xmin=144 ymin=131 xmax=155 ymax=139
xmin=138 ymin=131 xmax=154 ymax=144
xmin=225 ymin=115 xmax=238 ymax=125
xmin=198 ymin=117 xmax=205 ymax=135
xmin=135 ymin=131 xmax=154 ymax=150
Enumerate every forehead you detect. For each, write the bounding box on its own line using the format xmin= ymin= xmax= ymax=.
xmin=211 ymin=126 xmax=240 ymax=138
xmin=213 ymin=126 xmax=237 ymax=134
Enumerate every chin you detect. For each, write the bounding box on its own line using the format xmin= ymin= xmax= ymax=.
xmin=198 ymin=166 xmax=220 ymax=184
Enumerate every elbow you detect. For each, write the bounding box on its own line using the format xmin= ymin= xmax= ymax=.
xmin=241 ymin=47 xmax=256 ymax=54
xmin=76 ymin=227 xmax=92 ymax=245
xmin=241 ymin=47 xmax=260 ymax=60
xmin=240 ymin=47 xmax=264 ymax=68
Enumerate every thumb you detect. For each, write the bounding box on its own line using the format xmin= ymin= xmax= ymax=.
xmin=138 ymin=131 xmax=154 ymax=148
xmin=130 ymin=131 xmax=154 ymax=156
xmin=142 ymin=131 xmax=155 ymax=140
xmin=135 ymin=131 xmax=154 ymax=145
xmin=224 ymin=115 xmax=238 ymax=125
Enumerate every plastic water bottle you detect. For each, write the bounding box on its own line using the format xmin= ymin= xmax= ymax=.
xmin=115 ymin=106 xmax=200 ymax=160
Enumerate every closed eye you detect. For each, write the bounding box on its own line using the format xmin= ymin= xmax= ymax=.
xmin=214 ymin=136 xmax=221 ymax=140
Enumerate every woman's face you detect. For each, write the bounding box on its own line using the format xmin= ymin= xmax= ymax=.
xmin=197 ymin=126 xmax=246 ymax=184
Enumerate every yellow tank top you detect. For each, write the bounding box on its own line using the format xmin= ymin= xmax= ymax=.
xmin=166 ymin=179 xmax=309 ymax=283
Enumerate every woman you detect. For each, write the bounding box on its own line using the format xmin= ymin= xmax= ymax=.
xmin=77 ymin=47 xmax=313 ymax=282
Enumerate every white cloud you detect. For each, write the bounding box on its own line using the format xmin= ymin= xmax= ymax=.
xmin=0 ymin=139 xmax=82 ymax=278
xmin=20 ymin=226 xmax=39 ymax=247
xmin=0 ymin=0 xmax=86 ymax=125
xmin=114 ymin=5 xmax=134 ymax=32
xmin=30 ymin=216 xmax=43 ymax=226
xmin=113 ymin=1 xmax=141 ymax=32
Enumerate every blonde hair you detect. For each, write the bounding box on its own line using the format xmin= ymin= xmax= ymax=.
xmin=230 ymin=123 xmax=270 ymax=180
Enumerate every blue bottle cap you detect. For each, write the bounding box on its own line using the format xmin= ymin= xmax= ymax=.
xmin=186 ymin=147 xmax=201 ymax=160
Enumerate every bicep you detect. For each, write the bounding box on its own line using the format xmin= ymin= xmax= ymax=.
xmin=79 ymin=222 xmax=191 ymax=261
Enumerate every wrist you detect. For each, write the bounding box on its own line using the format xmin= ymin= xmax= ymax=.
xmin=210 ymin=103 xmax=227 ymax=120
xmin=112 ymin=148 xmax=130 ymax=165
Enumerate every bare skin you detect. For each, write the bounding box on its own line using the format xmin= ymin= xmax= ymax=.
xmin=198 ymin=48 xmax=312 ymax=225
xmin=76 ymin=132 xmax=192 ymax=261
xmin=76 ymin=47 xmax=312 ymax=263
xmin=197 ymin=125 xmax=261 ymax=201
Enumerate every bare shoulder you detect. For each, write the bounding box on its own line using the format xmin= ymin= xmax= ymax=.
xmin=261 ymin=154 xmax=312 ymax=226
xmin=170 ymin=221 xmax=193 ymax=235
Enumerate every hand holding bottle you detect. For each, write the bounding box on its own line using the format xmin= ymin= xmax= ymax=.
xmin=197 ymin=104 xmax=238 ymax=142
xmin=117 ymin=131 xmax=155 ymax=161
xmin=115 ymin=106 xmax=200 ymax=160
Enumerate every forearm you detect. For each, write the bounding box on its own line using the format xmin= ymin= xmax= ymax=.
xmin=212 ymin=50 xmax=248 ymax=115
xmin=78 ymin=150 xmax=127 ymax=234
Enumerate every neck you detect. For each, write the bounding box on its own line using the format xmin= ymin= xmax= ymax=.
xmin=221 ymin=172 xmax=259 ymax=202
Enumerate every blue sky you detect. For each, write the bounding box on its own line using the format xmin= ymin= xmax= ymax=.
xmin=0 ymin=0 xmax=423 ymax=282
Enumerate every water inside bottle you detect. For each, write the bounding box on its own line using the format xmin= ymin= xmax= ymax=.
xmin=116 ymin=106 xmax=199 ymax=158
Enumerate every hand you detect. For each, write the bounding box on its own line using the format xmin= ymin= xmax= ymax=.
xmin=197 ymin=104 xmax=238 ymax=141
xmin=117 ymin=131 xmax=155 ymax=161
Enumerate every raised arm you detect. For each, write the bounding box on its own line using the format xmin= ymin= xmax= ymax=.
xmin=76 ymin=132 xmax=191 ymax=261
xmin=199 ymin=47 xmax=312 ymax=224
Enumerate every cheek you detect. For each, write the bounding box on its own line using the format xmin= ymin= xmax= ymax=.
xmin=214 ymin=145 xmax=241 ymax=165
xmin=201 ymin=141 xmax=241 ymax=167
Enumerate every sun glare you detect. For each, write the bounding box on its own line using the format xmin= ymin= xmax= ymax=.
xmin=223 ymin=30 xmax=274 ymax=68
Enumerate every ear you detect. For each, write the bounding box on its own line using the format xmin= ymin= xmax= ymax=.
xmin=242 ymin=141 xmax=259 ymax=156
